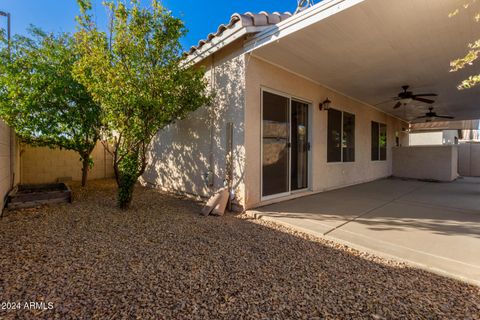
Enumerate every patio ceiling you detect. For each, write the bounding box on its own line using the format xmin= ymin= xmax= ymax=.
xmin=246 ymin=0 xmax=480 ymax=122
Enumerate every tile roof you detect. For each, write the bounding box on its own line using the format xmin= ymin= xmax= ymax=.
xmin=188 ymin=11 xmax=292 ymax=55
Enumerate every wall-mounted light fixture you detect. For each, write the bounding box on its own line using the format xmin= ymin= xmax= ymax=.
xmin=319 ymin=98 xmax=331 ymax=111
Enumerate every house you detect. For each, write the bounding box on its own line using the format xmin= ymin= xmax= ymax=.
xmin=141 ymin=0 xmax=480 ymax=210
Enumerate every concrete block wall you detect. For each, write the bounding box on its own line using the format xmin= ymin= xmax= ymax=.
xmin=20 ymin=142 xmax=114 ymax=184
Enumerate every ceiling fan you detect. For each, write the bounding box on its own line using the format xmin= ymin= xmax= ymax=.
xmin=414 ymin=107 xmax=454 ymax=122
xmin=392 ymin=85 xmax=438 ymax=109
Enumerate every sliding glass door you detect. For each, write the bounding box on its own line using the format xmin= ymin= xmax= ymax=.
xmin=262 ymin=91 xmax=310 ymax=198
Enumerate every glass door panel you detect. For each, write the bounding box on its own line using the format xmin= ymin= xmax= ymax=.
xmin=291 ymin=100 xmax=309 ymax=191
xmin=262 ymin=91 xmax=290 ymax=197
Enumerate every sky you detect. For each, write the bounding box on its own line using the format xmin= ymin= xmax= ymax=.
xmin=0 ymin=0 xmax=300 ymax=49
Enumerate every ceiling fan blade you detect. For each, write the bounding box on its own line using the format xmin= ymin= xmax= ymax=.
xmin=415 ymin=115 xmax=429 ymax=119
xmin=393 ymin=101 xmax=402 ymax=109
xmin=413 ymin=93 xmax=438 ymax=97
xmin=413 ymin=97 xmax=435 ymax=104
xmin=435 ymin=115 xmax=455 ymax=119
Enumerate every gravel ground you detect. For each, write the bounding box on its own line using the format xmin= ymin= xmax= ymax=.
xmin=0 ymin=180 xmax=479 ymax=319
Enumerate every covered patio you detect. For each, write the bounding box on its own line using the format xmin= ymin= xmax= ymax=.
xmin=246 ymin=0 xmax=480 ymax=122
xmin=250 ymin=177 xmax=480 ymax=285
xmin=244 ymin=0 xmax=480 ymax=283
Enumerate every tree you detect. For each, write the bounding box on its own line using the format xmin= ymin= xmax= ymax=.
xmin=449 ymin=1 xmax=480 ymax=89
xmin=0 ymin=28 xmax=102 ymax=187
xmin=74 ymin=0 xmax=212 ymax=209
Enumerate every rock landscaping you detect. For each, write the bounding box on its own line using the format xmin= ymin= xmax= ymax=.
xmin=0 ymin=180 xmax=479 ymax=319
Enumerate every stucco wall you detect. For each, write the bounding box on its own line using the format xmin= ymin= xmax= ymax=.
xmin=0 ymin=120 xmax=12 ymax=206
xmin=244 ymin=56 xmax=409 ymax=209
xmin=392 ymin=146 xmax=458 ymax=181
xmin=21 ymin=142 xmax=114 ymax=184
xmin=0 ymin=121 xmax=19 ymax=207
xmin=142 ymin=40 xmax=246 ymax=205
xmin=458 ymin=143 xmax=480 ymax=177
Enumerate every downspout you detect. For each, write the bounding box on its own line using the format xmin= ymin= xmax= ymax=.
xmin=207 ymin=53 xmax=216 ymax=188
xmin=226 ymin=122 xmax=234 ymax=211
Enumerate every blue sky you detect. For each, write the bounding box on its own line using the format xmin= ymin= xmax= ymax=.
xmin=0 ymin=0 xmax=299 ymax=49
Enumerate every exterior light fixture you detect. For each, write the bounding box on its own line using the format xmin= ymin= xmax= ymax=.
xmin=319 ymin=98 xmax=331 ymax=111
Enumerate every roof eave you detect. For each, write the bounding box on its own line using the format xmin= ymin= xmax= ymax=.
xmin=184 ymin=25 xmax=272 ymax=66
xmin=244 ymin=0 xmax=365 ymax=53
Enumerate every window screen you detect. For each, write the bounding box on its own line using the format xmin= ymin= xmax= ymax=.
xmin=327 ymin=109 xmax=342 ymax=162
xmin=342 ymin=112 xmax=355 ymax=162
xmin=328 ymin=109 xmax=355 ymax=163
xmin=371 ymin=121 xmax=387 ymax=161
xmin=371 ymin=122 xmax=379 ymax=161
xmin=379 ymin=123 xmax=387 ymax=160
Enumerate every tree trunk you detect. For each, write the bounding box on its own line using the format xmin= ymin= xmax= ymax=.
xmin=81 ymin=157 xmax=89 ymax=187
xmin=117 ymin=172 xmax=137 ymax=209
xmin=114 ymin=147 xmax=147 ymax=210
xmin=113 ymin=161 xmax=120 ymax=185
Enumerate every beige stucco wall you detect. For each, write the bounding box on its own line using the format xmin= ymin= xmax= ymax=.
xmin=244 ymin=56 xmax=409 ymax=209
xmin=392 ymin=146 xmax=458 ymax=181
xmin=458 ymin=143 xmax=480 ymax=177
xmin=0 ymin=121 xmax=19 ymax=207
xmin=142 ymin=40 xmax=246 ymax=206
xmin=0 ymin=120 xmax=12 ymax=205
xmin=21 ymin=142 xmax=114 ymax=184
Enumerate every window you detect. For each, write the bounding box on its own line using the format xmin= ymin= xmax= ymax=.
xmin=343 ymin=112 xmax=355 ymax=162
xmin=327 ymin=109 xmax=342 ymax=162
xmin=327 ymin=109 xmax=355 ymax=162
xmin=371 ymin=121 xmax=387 ymax=161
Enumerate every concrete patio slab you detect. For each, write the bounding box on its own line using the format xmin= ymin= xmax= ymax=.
xmin=250 ymin=178 xmax=480 ymax=286
xmin=255 ymin=179 xmax=425 ymax=233
xmin=255 ymin=193 xmax=385 ymax=234
xmin=330 ymin=202 xmax=480 ymax=282
xmin=400 ymin=177 xmax=480 ymax=213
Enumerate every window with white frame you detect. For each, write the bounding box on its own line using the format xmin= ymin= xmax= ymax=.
xmin=327 ymin=109 xmax=355 ymax=163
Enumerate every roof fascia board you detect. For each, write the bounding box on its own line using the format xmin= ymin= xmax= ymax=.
xmin=185 ymin=25 xmax=271 ymax=66
xmin=244 ymin=0 xmax=365 ymax=53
